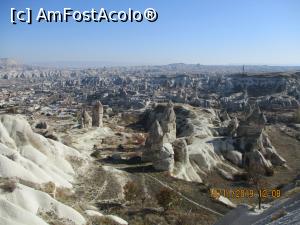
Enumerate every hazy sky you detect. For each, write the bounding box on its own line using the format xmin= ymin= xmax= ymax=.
xmin=0 ymin=0 xmax=299 ymax=66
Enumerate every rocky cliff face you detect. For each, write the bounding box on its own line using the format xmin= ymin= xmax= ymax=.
xmin=256 ymin=95 xmax=300 ymax=110
xmin=211 ymin=73 xmax=300 ymax=112
xmin=209 ymin=74 xmax=289 ymax=97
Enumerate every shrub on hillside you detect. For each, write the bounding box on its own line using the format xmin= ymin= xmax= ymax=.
xmin=155 ymin=187 xmax=178 ymax=211
xmin=123 ymin=181 xmax=145 ymax=204
xmin=0 ymin=180 xmax=17 ymax=192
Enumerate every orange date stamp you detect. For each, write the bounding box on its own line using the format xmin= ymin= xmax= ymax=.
xmin=210 ymin=188 xmax=281 ymax=199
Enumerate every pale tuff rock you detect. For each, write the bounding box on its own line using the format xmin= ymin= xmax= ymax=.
xmin=236 ymin=106 xmax=268 ymax=144
xmin=236 ymin=107 xmax=266 ymax=139
xmin=85 ymin=210 xmax=103 ymax=217
xmin=0 ymin=183 xmax=86 ymax=225
xmin=236 ymin=106 xmax=286 ymax=175
xmin=220 ymin=92 xmax=249 ymax=112
xmin=144 ymin=101 xmax=177 ymax=143
xmin=79 ymin=108 xmax=92 ymax=128
xmin=144 ymin=105 xmax=234 ymax=181
xmin=0 ymin=115 xmax=86 ymax=225
xmin=0 ymin=114 xmax=82 ymax=187
xmin=143 ymin=103 xmax=284 ymax=180
xmin=257 ymin=94 xmax=300 ymax=110
xmin=219 ymin=110 xmax=231 ymax=122
xmin=159 ymin=101 xmax=177 ymax=143
xmin=174 ymin=105 xmax=197 ymax=138
xmin=172 ymin=139 xmax=189 ymax=165
xmin=227 ymin=117 xmax=239 ymax=137
xmin=218 ymin=112 xmax=239 ymax=137
xmin=142 ymin=102 xmax=177 ymax=171
xmin=223 ymin=150 xmax=243 ymax=167
xmin=152 ymin=143 xmax=174 ymax=172
xmin=144 ymin=105 xmax=236 ymax=180
xmin=245 ymin=106 xmax=267 ymax=127
xmin=142 ymin=120 xmax=174 ymax=171
xmin=83 ymin=110 xmax=92 ymax=128
xmin=92 ymin=100 xmax=104 ymax=127
xmin=179 ymin=107 xmax=230 ymax=174
xmin=145 ymin=120 xmax=164 ymax=147
xmin=259 ymin=131 xmax=286 ymax=166
xmin=172 ymin=139 xmax=202 ymax=182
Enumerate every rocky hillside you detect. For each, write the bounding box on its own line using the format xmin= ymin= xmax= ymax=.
xmin=0 ymin=115 xmax=86 ymax=225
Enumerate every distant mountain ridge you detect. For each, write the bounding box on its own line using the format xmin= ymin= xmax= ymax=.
xmin=0 ymin=58 xmax=21 ymax=68
xmin=0 ymin=58 xmax=299 ymax=73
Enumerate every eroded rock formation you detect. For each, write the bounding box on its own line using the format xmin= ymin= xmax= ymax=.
xmin=79 ymin=108 xmax=92 ymax=128
xmin=160 ymin=101 xmax=177 ymax=143
xmin=172 ymin=138 xmax=202 ymax=182
xmin=142 ymin=103 xmax=202 ymax=182
xmin=142 ymin=102 xmax=177 ymax=171
xmin=143 ymin=101 xmax=176 ymax=143
xmin=142 ymin=120 xmax=174 ymax=171
xmin=235 ymin=106 xmax=286 ymax=175
xmin=92 ymin=101 xmax=103 ymax=127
